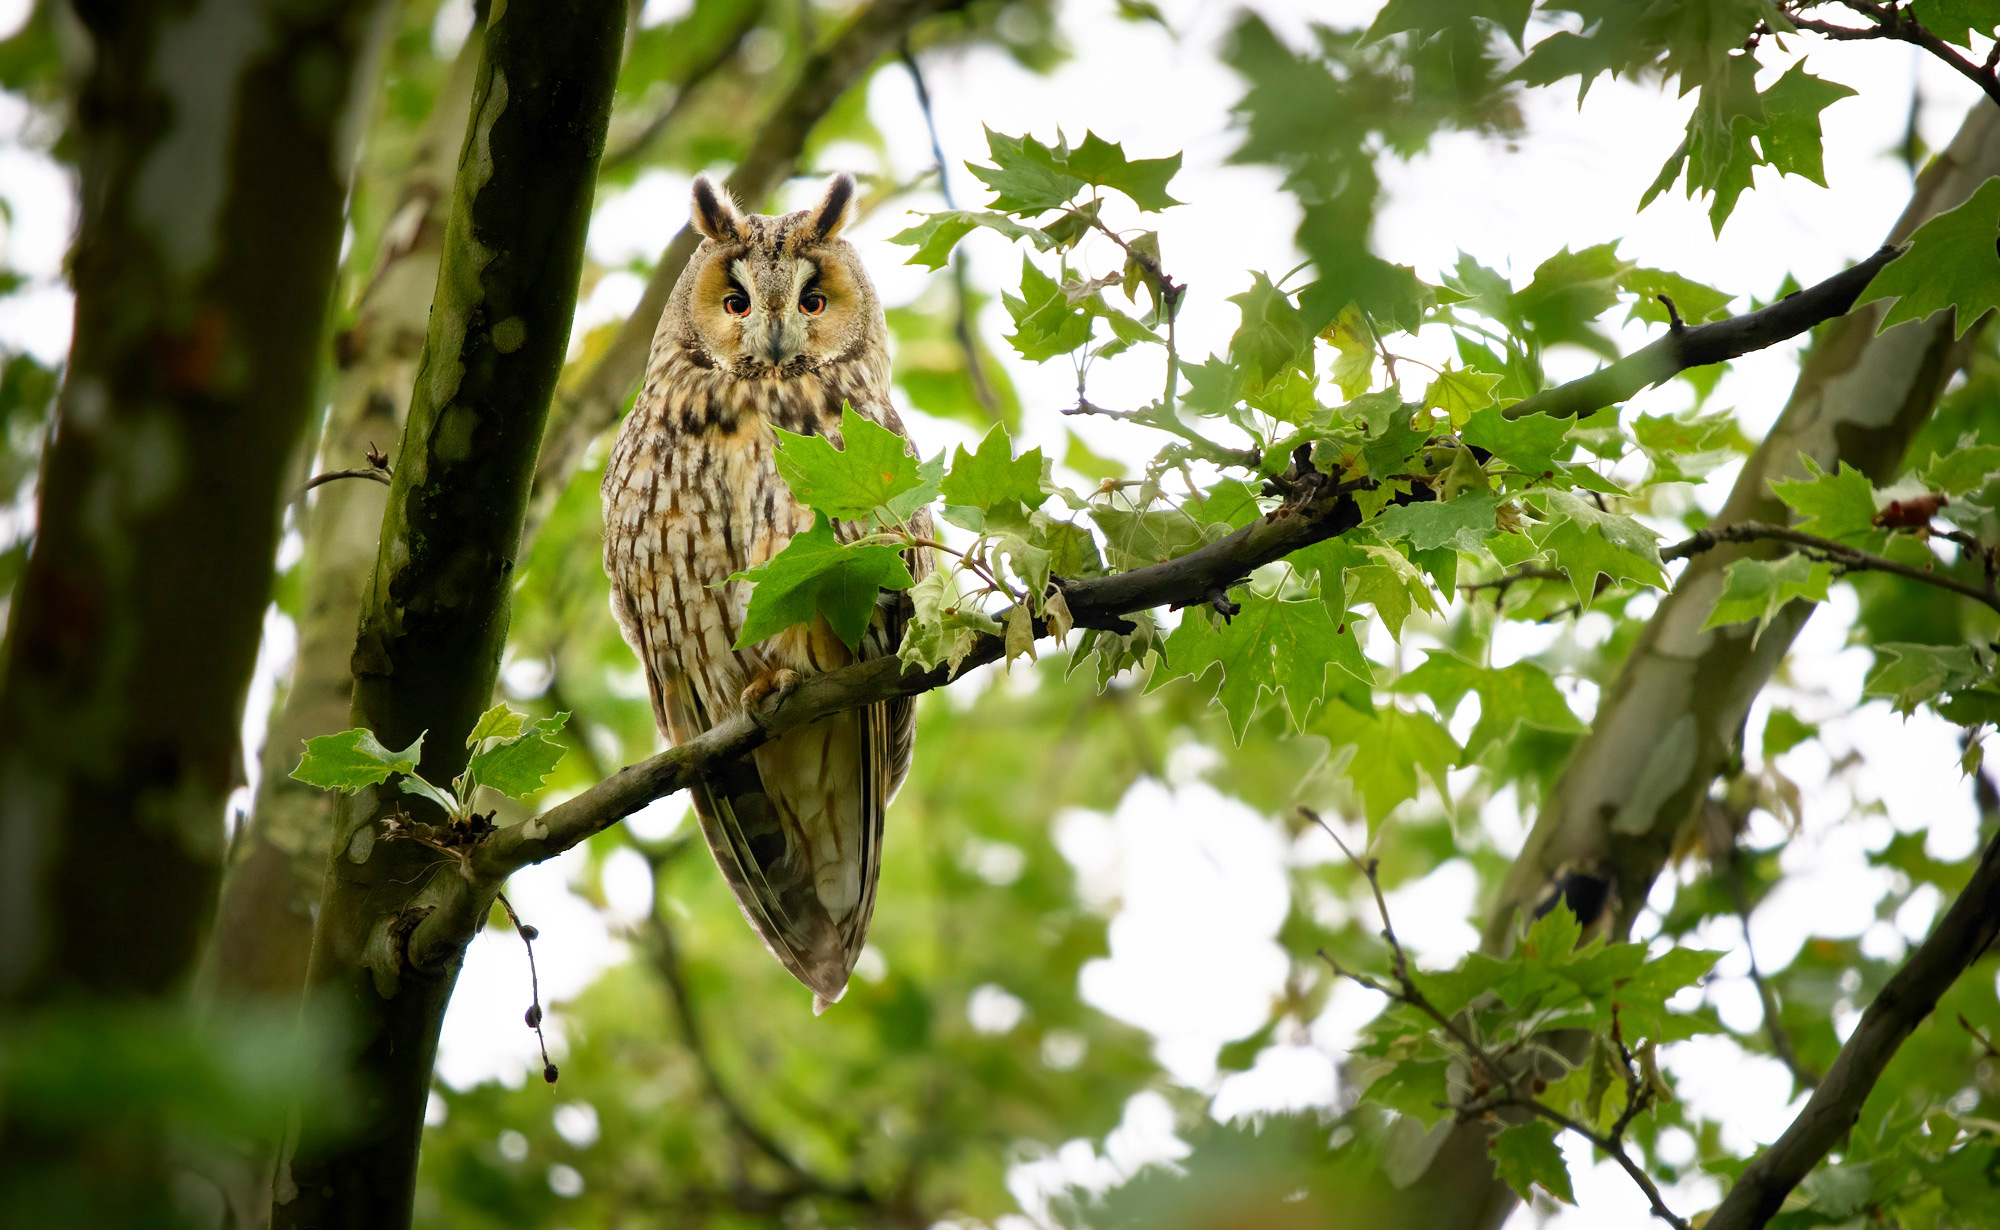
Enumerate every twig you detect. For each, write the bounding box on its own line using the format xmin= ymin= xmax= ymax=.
xmin=1704 ymin=823 xmax=2000 ymax=1230
xmin=1461 ymin=565 xmax=1568 ymax=606
xmin=1959 ymin=1012 xmax=2000 ymax=1059
xmin=303 ymin=442 xmax=393 ymax=492
xmin=1302 ymin=806 xmax=1692 ymax=1230
xmin=1662 ymin=519 xmax=2000 ymax=615
xmin=643 ymin=900 xmax=869 ymax=1199
xmin=496 ymin=892 xmax=558 ymax=1084
xmin=1783 ymin=3 xmax=2000 ymax=110
xmin=898 ymin=40 xmax=1002 ymax=418
xmin=1721 ymin=826 xmax=1820 ymax=1089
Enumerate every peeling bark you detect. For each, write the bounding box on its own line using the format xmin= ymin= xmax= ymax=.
xmin=274 ymin=3 xmax=625 ymax=1225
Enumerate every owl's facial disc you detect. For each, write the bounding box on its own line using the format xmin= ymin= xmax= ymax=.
xmin=728 ymin=257 xmax=819 ymax=372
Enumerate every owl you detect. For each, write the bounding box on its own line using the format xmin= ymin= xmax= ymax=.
xmin=602 ymin=173 xmax=932 ymax=1013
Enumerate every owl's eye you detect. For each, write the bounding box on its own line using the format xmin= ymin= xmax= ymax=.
xmin=799 ymin=290 xmax=827 ymax=316
xmin=723 ymin=292 xmax=750 ymax=317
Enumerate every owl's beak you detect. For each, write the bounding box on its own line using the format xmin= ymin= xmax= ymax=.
xmin=762 ymin=317 xmax=790 ymax=365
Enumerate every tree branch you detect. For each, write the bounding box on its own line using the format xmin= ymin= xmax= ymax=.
xmin=1305 ymin=810 xmax=1690 ymax=1230
xmin=1662 ymin=519 xmax=2000 ymax=614
xmin=1704 ymin=822 xmax=2000 ymax=1230
xmin=1502 ymin=245 xmax=1905 ymax=421
xmin=397 ymin=480 xmax=1369 ymax=970
xmin=898 ymin=40 xmax=1003 ymax=417
xmin=639 ymin=866 xmax=874 ymax=1204
xmin=600 ymin=1 xmax=768 ymax=173
xmin=1783 ymin=4 xmax=2000 ymax=111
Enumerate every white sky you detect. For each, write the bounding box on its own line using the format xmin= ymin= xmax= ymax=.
xmin=3 ymin=0 xmax=1997 ymax=1225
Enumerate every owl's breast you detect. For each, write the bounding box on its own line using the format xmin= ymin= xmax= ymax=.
xmin=603 ymin=394 xmax=850 ymax=724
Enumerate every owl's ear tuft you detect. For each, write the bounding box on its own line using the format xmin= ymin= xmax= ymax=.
xmin=809 ymin=173 xmax=857 ymax=242
xmin=690 ymin=175 xmax=744 ymax=241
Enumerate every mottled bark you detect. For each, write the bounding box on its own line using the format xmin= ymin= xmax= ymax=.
xmin=1377 ymin=100 xmax=2000 ymax=1230
xmin=274 ymin=4 xmax=625 ymax=1226
xmin=202 ymin=16 xmax=486 ymax=1010
xmin=0 ymin=0 xmax=376 ymax=1003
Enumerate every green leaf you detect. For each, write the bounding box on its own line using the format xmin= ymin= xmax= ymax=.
xmin=1394 ymin=653 xmax=1585 ymax=759
xmin=1356 ymin=392 xmax=1428 ymax=480
xmin=1489 ymin=1121 xmax=1575 ymax=1206
xmin=1865 ymin=642 xmax=1993 ymax=716
xmin=1061 ymin=130 xmax=1184 ymax=211
xmin=896 ymin=571 xmax=1000 ymax=676
xmin=1702 ymin=554 xmax=1833 ymax=641
xmin=1345 ymin=544 xmax=1440 ymax=641
xmin=888 ymin=210 xmax=1055 ymax=269
xmin=1420 ymin=366 xmax=1500 ymax=427
xmin=772 ymin=404 xmax=923 ymax=521
xmin=1461 ymin=406 xmax=1574 ymax=480
xmin=1861 ymin=175 xmax=2000 ymax=339
xmin=1358 ymin=1059 xmax=1455 ymax=1129
xmin=1770 ymin=456 xmax=1880 ymax=541
xmin=1923 ymin=443 xmax=2000 ymax=495
xmin=1227 ymin=271 xmax=1310 ymax=389
xmin=1090 ymin=504 xmax=1210 ymax=570
xmin=969 ymin=127 xmax=1084 ymax=214
xmin=940 ymin=425 xmax=1045 ymax=515
xmin=465 ymin=712 xmax=571 ymax=799
xmin=1370 ymin=492 xmax=1502 ymax=553
xmin=465 ymin=704 xmax=528 ymax=747
xmin=1619 ymin=265 xmax=1733 ymax=326
xmin=731 ymin=512 xmax=916 ymax=651
xmin=292 ymin=728 xmax=425 ymax=792
xmin=1756 ymin=63 xmax=1856 ymax=188
xmin=1003 ymin=256 xmax=1094 ymax=361
xmin=1530 ymin=491 xmax=1666 ymax=605
xmin=1913 ymin=0 xmax=1996 ymax=47
xmin=1315 ymin=698 xmax=1461 ymax=826
xmin=1164 ymin=594 xmax=1369 ymax=739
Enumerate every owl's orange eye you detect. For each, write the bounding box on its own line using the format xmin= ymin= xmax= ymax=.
xmin=723 ymin=292 xmax=750 ymax=317
xmin=800 ymin=290 xmax=827 ymax=315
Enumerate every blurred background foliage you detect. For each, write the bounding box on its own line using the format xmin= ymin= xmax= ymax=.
xmin=1 ymin=0 xmax=1998 ymax=1227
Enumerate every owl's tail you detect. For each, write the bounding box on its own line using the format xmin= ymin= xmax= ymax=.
xmin=687 ymin=707 xmax=887 ymax=1012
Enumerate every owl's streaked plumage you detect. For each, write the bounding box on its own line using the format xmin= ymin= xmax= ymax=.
xmin=602 ymin=174 xmax=930 ymax=1012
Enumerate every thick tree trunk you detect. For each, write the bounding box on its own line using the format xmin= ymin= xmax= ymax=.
xmin=272 ymin=4 xmax=625 ymax=1226
xmin=0 ymin=0 xmax=376 ymax=1004
xmin=203 ymin=17 xmax=486 ymax=1011
xmin=1368 ymin=99 xmax=2000 ymax=1230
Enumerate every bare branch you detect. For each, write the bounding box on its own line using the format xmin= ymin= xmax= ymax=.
xmin=1502 ymin=246 xmax=1905 ymax=421
xmin=898 ymin=40 xmax=1002 ymax=417
xmin=1704 ymin=824 xmax=2000 ymax=1230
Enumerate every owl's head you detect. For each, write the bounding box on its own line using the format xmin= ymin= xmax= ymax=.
xmin=675 ymin=173 xmax=882 ymax=379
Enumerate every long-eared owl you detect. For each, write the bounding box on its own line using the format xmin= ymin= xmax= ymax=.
xmin=602 ymin=174 xmax=932 ymax=1012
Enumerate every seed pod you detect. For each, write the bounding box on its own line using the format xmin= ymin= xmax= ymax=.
xmin=520 ymin=924 xmax=539 ymax=941
xmin=525 ymin=1004 xmax=543 ymax=1028
xmin=543 ymin=1063 xmax=560 ymax=1085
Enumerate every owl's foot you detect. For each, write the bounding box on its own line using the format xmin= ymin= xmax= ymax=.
xmin=740 ymin=668 xmax=800 ymax=716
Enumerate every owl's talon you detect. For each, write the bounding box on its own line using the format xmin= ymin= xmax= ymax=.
xmin=740 ymin=668 xmax=799 ymax=714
